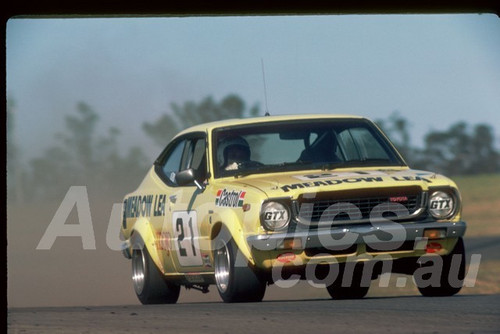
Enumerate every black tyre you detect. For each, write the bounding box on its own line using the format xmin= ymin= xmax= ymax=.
xmin=131 ymin=240 xmax=180 ymax=304
xmin=213 ymin=229 xmax=266 ymax=303
xmin=415 ymin=237 xmax=466 ymax=297
xmin=326 ymin=263 xmax=370 ymax=299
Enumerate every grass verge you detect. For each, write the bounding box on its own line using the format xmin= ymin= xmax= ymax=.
xmin=453 ymin=174 xmax=500 ymax=237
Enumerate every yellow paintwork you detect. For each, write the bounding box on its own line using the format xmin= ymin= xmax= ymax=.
xmin=121 ymin=114 xmax=464 ymax=280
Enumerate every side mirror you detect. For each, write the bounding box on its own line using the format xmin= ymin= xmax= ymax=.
xmin=175 ymin=169 xmax=205 ymax=191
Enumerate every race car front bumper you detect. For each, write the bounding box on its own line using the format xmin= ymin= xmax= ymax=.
xmin=247 ymin=220 xmax=467 ymax=253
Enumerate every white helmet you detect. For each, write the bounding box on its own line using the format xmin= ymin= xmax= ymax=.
xmin=217 ymin=136 xmax=250 ymax=167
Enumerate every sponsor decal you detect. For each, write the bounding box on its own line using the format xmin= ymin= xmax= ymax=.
xmin=389 ymin=196 xmax=409 ymax=203
xmin=392 ymin=176 xmax=432 ymax=183
xmin=264 ymin=210 xmax=287 ymax=221
xmin=280 ymin=177 xmax=383 ymax=192
xmin=281 ymin=175 xmax=433 ymax=192
xmin=276 ymin=253 xmax=296 ymax=263
xmin=156 ymin=232 xmax=171 ymax=254
xmin=430 ymin=199 xmax=451 ymax=210
xmin=124 ymin=194 xmax=167 ymax=218
xmin=294 ymin=171 xmax=386 ymax=181
xmin=215 ymin=189 xmax=246 ymax=208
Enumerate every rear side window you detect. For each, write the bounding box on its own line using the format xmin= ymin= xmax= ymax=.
xmin=161 ymin=140 xmax=185 ymax=184
xmin=155 ymin=133 xmax=208 ymax=187
xmin=180 ymin=138 xmax=207 ymax=180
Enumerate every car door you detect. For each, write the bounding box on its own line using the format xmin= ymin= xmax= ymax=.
xmin=149 ymin=136 xmax=190 ymax=275
xmin=164 ymin=134 xmax=213 ymax=273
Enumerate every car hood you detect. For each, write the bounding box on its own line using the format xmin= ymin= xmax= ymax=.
xmin=229 ymin=168 xmax=453 ymax=198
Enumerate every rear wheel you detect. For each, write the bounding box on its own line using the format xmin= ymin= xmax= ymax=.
xmin=213 ymin=229 xmax=266 ymax=303
xmin=131 ymin=240 xmax=180 ymax=304
xmin=415 ymin=237 xmax=465 ymax=297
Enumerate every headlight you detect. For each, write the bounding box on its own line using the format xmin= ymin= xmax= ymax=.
xmin=260 ymin=201 xmax=290 ymax=231
xmin=428 ymin=190 xmax=456 ymax=219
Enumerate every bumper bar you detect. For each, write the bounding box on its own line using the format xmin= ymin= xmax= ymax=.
xmin=247 ymin=221 xmax=466 ymax=252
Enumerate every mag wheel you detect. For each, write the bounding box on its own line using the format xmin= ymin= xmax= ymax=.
xmin=131 ymin=240 xmax=180 ymax=304
xmin=213 ymin=229 xmax=266 ymax=303
xmin=415 ymin=237 xmax=466 ymax=297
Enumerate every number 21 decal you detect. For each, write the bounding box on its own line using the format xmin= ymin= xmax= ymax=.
xmin=172 ymin=211 xmax=203 ymax=266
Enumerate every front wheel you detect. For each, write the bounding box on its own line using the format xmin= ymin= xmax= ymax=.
xmin=131 ymin=240 xmax=180 ymax=304
xmin=415 ymin=237 xmax=466 ymax=297
xmin=213 ymin=229 xmax=266 ymax=303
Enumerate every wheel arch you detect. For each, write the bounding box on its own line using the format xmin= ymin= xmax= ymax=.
xmin=128 ymin=218 xmax=164 ymax=274
xmin=210 ymin=210 xmax=255 ymax=266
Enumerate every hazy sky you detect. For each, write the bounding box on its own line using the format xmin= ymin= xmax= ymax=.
xmin=6 ymin=14 xmax=500 ymax=162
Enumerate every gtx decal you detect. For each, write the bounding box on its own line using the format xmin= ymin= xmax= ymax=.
xmin=215 ymin=189 xmax=246 ymax=208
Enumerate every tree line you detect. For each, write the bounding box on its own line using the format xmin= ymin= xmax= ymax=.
xmin=7 ymin=94 xmax=260 ymax=202
xmin=376 ymin=112 xmax=500 ymax=176
xmin=6 ymin=94 xmax=500 ymax=203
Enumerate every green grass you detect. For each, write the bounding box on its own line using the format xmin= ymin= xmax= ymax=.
xmin=453 ymin=174 xmax=500 ymax=202
xmin=452 ymin=174 xmax=500 ymax=237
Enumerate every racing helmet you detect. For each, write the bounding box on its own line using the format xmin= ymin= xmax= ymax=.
xmin=217 ymin=136 xmax=251 ymax=167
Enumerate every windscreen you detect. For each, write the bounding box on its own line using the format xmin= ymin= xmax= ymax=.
xmin=213 ymin=119 xmax=405 ymax=178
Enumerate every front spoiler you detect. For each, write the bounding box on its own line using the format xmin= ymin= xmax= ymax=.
xmin=247 ymin=221 xmax=467 ymax=252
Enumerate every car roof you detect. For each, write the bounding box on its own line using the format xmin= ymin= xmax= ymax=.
xmin=174 ymin=114 xmax=366 ymax=138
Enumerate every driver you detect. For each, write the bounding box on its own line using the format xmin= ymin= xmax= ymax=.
xmin=218 ymin=136 xmax=251 ymax=170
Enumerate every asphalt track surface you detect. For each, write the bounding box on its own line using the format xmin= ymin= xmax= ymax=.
xmin=8 ymin=237 xmax=500 ymax=333
xmin=8 ymin=295 xmax=500 ymax=333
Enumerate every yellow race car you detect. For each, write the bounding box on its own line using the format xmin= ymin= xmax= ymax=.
xmin=121 ymin=114 xmax=466 ymax=304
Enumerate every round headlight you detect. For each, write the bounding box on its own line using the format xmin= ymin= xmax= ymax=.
xmin=261 ymin=201 xmax=290 ymax=231
xmin=429 ymin=191 xmax=455 ymax=219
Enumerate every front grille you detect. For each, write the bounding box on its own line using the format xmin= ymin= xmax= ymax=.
xmin=296 ymin=187 xmax=424 ymax=225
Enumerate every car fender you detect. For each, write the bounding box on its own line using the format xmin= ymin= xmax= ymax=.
xmin=129 ymin=217 xmax=163 ymax=273
xmin=211 ymin=209 xmax=255 ymax=266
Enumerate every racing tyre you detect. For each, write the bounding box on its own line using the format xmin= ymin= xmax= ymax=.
xmin=213 ymin=229 xmax=266 ymax=303
xmin=415 ymin=237 xmax=466 ymax=297
xmin=326 ymin=264 xmax=370 ymax=299
xmin=131 ymin=239 xmax=180 ymax=304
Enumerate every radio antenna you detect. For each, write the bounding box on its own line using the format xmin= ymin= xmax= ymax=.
xmin=261 ymin=58 xmax=270 ymax=116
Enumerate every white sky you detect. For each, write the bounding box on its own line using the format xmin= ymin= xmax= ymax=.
xmin=6 ymin=14 xmax=500 ymax=162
